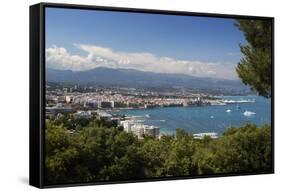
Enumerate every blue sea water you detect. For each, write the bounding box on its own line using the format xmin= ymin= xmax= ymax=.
xmin=114 ymin=95 xmax=271 ymax=135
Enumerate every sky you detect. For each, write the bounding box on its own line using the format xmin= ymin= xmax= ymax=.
xmin=45 ymin=7 xmax=247 ymax=80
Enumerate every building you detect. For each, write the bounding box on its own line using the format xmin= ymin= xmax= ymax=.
xmin=86 ymin=100 xmax=99 ymax=109
xmin=121 ymin=120 xmax=135 ymax=133
xmin=153 ymin=126 xmax=160 ymax=138
xmin=99 ymin=101 xmax=112 ymax=108
xmin=144 ymin=126 xmax=160 ymax=138
xmin=45 ymin=103 xmax=74 ymax=115
xmin=114 ymin=101 xmax=126 ymax=108
xmin=65 ymin=96 xmax=72 ymax=103
xmin=193 ymin=132 xmax=218 ymax=139
xmin=63 ymin=87 xmax=68 ymax=93
xmin=144 ymin=126 xmax=154 ymax=137
xmin=97 ymin=111 xmax=112 ymax=121
xmin=131 ymin=124 xmax=145 ymax=138
xmin=74 ymin=110 xmax=92 ymax=119
xmin=110 ymin=101 xmax=115 ymax=108
xmin=57 ymin=96 xmax=65 ymax=103
xmin=120 ymin=120 xmax=160 ymax=139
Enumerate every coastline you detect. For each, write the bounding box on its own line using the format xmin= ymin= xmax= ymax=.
xmin=110 ymin=95 xmax=271 ymax=136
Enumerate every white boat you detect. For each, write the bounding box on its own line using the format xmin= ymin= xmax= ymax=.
xmin=210 ymin=102 xmax=226 ymax=106
xmin=226 ymin=109 xmax=231 ymax=113
xmin=223 ymin=99 xmax=255 ymax=104
xmin=243 ymin=111 xmax=256 ymax=117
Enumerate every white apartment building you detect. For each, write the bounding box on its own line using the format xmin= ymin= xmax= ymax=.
xmin=121 ymin=120 xmax=160 ymax=139
xmin=131 ymin=124 xmax=146 ymax=138
xmin=121 ymin=120 xmax=135 ymax=133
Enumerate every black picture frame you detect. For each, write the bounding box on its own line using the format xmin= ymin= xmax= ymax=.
xmin=30 ymin=2 xmax=274 ymax=188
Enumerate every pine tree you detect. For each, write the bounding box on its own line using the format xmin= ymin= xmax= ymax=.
xmin=235 ymin=19 xmax=272 ymax=98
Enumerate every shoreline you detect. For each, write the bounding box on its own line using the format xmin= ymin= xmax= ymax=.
xmin=108 ymin=95 xmax=270 ymax=137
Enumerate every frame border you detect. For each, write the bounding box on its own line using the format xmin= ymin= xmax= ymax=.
xmin=30 ymin=2 xmax=274 ymax=189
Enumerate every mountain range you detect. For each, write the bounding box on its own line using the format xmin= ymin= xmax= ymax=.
xmin=46 ymin=67 xmax=249 ymax=92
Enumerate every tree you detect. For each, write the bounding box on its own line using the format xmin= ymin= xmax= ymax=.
xmin=164 ymin=131 xmax=196 ymax=176
xmin=45 ymin=122 xmax=79 ymax=184
xmin=140 ymin=138 xmax=169 ymax=177
xmin=45 ymin=116 xmax=272 ymax=184
xmin=235 ymin=20 xmax=272 ymax=98
xmin=201 ymin=124 xmax=272 ymax=173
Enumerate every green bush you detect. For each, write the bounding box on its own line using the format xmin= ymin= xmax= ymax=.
xmin=45 ymin=119 xmax=272 ymax=185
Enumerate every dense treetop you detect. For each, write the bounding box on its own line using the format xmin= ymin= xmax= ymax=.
xmin=45 ymin=116 xmax=272 ymax=185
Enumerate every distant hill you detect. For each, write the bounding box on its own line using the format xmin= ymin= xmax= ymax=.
xmin=46 ymin=67 xmax=249 ymax=92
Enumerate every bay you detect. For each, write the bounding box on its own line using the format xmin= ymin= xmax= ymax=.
xmin=113 ymin=95 xmax=271 ymax=135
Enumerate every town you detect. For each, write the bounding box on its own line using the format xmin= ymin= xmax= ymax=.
xmin=45 ymin=83 xmax=254 ymax=139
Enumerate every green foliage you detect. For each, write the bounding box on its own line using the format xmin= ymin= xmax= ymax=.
xmin=45 ymin=119 xmax=145 ymax=184
xmin=192 ymin=124 xmax=272 ymax=174
xmin=47 ymin=114 xmax=95 ymax=130
xmin=45 ymin=118 xmax=272 ymax=185
xmin=235 ymin=20 xmax=272 ymax=97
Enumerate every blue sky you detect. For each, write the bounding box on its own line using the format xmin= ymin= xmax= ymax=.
xmin=45 ymin=7 xmax=246 ymax=80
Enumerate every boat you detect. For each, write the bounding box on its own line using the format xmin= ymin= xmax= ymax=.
xmin=226 ymin=109 xmax=231 ymax=113
xmin=222 ymin=99 xmax=255 ymax=104
xmin=243 ymin=111 xmax=256 ymax=117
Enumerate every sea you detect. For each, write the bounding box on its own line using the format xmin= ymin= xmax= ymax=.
xmin=113 ymin=95 xmax=271 ymax=135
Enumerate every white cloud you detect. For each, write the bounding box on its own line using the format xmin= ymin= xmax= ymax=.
xmin=46 ymin=44 xmax=238 ymax=80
